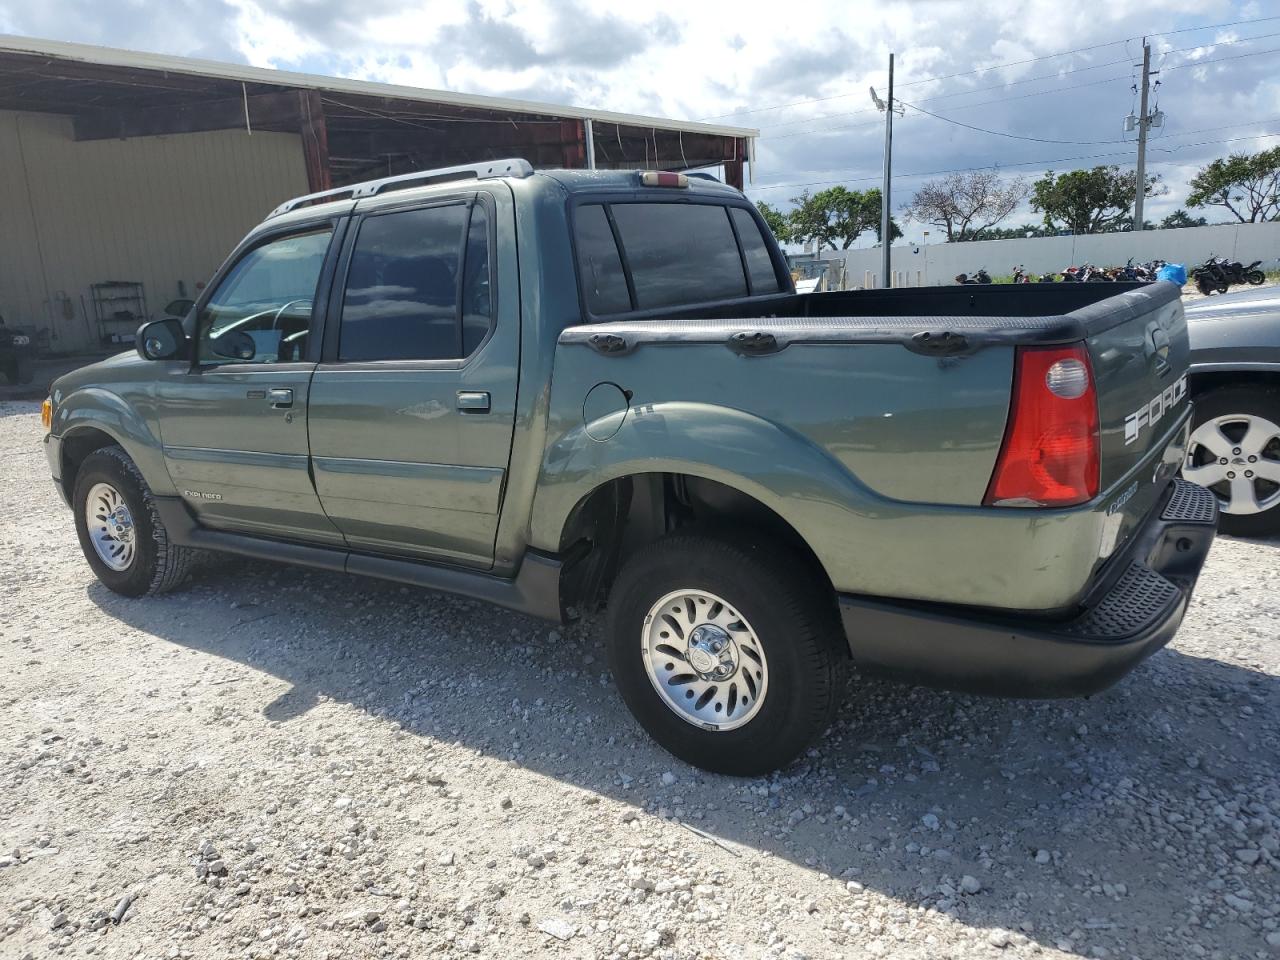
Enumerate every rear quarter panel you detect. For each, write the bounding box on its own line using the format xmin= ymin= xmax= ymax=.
xmin=529 ymin=335 xmax=1186 ymax=612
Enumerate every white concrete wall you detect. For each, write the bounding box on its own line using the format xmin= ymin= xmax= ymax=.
xmin=0 ymin=110 xmax=309 ymax=352
xmin=825 ymin=221 xmax=1280 ymax=287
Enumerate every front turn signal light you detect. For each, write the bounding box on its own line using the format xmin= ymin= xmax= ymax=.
xmin=41 ymin=397 xmax=52 ymax=431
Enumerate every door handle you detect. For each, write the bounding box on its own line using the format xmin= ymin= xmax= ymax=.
xmin=456 ymin=391 xmax=491 ymax=413
xmin=267 ymin=388 xmax=294 ymax=409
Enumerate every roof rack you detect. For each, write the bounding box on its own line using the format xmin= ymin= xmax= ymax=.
xmin=267 ymin=158 xmax=534 ymax=218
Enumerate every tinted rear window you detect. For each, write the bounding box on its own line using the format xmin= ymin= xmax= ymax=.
xmin=730 ymin=207 xmax=783 ymax=294
xmin=610 ymin=203 xmax=748 ymax=310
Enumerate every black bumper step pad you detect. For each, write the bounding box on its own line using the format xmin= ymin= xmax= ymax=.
xmin=1162 ymin=478 xmax=1218 ymax=524
xmin=1061 ymin=562 xmax=1180 ymax=642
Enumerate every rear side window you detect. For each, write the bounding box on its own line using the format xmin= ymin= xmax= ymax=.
xmin=609 ymin=203 xmax=747 ymax=310
xmin=730 ymin=207 xmax=784 ymax=294
xmin=338 ymin=201 xmax=494 ymax=362
xmin=574 ymin=204 xmax=631 ymax=315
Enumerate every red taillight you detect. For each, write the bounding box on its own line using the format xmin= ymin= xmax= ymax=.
xmin=984 ymin=343 xmax=1100 ymax=507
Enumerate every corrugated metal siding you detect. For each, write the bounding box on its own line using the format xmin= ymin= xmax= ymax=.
xmin=0 ymin=110 xmax=308 ymax=351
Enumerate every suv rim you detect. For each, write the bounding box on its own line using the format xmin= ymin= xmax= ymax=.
xmin=1186 ymin=414 xmax=1280 ymax=516
xmin=641 ymin=589 xmax=769 ymax=731
xmin=86 ymin=482 xmax=137 ymax=571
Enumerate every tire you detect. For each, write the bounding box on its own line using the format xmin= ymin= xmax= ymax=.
xmin=1246 ymin=270 xmax=1266 ymax=285
xmin=1185 ymin=385 xmax=1280 ymax=537
xmin=1195 ymin=276 xmax=1214 ymax=296
xmin=605 ymin=531 xmax=844 ymax=775
xmin=72 ymin=445 xmax=196 ymax=596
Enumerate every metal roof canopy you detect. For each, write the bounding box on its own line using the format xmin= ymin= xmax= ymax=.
xmin=0 ymin=35 xmax=758 ymax=190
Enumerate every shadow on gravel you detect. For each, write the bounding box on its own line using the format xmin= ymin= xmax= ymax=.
xmin=89 ymin=557 xmax=1280 ymax=958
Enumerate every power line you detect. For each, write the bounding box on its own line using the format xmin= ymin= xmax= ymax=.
xmin=1162 ymin=44 xmax=1280 ymax=72
xmin=700 ymin=15 xmax=1280 ymax=123
xmin=900 ymin=100 xmax=1126 ymax=145
xmin=756 ymin=30 xmax=1280 ymax=136
xmin=758 ymin=74 xmax=1133 ymax=140
xmin=748 ymin=129 xmax=1280 ymax=193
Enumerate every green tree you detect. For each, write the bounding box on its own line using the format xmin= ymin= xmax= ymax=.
xmin=755 ymin=201 xmax=794 ymax=244
xmin=788 ymin=186 xmax=900 ymax=250
xmin=1030 ymin=166 xmax=1162 ymax=234
xmin=1160 ymin=209 xmax=1208 ymax=229
xmin=1186 ymin=148 xmax=1280 ymax=222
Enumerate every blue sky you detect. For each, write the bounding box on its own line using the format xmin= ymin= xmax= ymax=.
xmin=1 ymin=0 xmax=1277 ymax=243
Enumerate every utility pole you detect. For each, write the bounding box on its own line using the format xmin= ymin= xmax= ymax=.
xmin=1130 ymin=39 xmax=1161 ymax=231
xmin=870 ymin=53 xmax=902 ymax=288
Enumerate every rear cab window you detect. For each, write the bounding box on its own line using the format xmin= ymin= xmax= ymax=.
xmin=573 ymin=199 xmax=786 ymax=318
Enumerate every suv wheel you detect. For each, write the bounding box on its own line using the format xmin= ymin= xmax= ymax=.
xmin=72 ymin=445 xmax=196 ymax=596
xmin=1184 ymin=385 xmax=1280 ymax=537
xmin=605 ymin=532 xmax=843 ymax=775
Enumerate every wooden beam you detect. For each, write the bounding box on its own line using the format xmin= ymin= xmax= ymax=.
xmin=298 ymin=91 xmax=332 ymax=193
xmin=560 ymin=119 xmax=585 ymax=169
xmin=73 ymin=91 xmax=301 ymax=141
xmin=723 ymin=139 xmax=744 ymax=190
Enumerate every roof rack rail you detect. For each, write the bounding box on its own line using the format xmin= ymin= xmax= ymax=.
xmin=267 ymin=158 xmax=534 ymax=218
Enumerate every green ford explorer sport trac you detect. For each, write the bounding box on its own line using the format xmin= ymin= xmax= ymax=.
xmin=42 ymin=160 xmax=1218 ymax=775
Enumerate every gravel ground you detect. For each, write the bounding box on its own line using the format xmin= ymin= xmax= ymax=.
xmin=2 ymin=399 xmax=1278 ymax=960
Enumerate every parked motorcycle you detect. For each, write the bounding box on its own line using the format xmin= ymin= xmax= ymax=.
xmin=1190 ymin=258 xmax=1229 ymax=296
xmin=1215 ymin=258 xmax=1266 ymax=285
xmin=1012 ymin=265 xmax=1034 ymax=284
xmin=954 ymin=268 xmax=992 ymax=285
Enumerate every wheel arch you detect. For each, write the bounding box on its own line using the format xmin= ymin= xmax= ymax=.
xmin=555 ymin=470 xmax=838 ymax=627
xmin=54 ymin=388 xmax=174 ymax=501
xmin=1189 ymin=368 xmax=1280 ymax=398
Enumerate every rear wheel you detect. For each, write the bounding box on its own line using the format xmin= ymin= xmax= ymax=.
xmin=605 ymin=532 xmax=844 ymax=775
xmin=1246 ymin=269 xmax=1266 ymax=285
xmin=72 ymin=445 xmax=196 ymax=595
xmin=1184 ymin=386 xmax=1280 ymax=537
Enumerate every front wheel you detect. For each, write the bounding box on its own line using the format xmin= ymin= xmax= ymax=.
xmin=606 ymin=532 xmax=844 ymax=775
xmin=72 ymin=445 xmax=196 ymax=595
xmin=1184 ymin=386 xmax=1280 ymax=537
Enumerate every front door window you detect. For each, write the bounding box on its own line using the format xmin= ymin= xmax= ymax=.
xmin=196 ymin=228 xmax=333 ymax=364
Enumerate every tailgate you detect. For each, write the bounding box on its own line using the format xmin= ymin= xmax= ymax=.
xmin=1071 ymin=282 xmax=1189 ymax=491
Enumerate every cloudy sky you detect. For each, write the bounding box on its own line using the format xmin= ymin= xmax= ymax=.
xmin=2 ymin=0 xmax=1278 ymax=243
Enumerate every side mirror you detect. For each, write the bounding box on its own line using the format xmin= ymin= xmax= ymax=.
xmin=136 ymin=318 xmax=187 ymax=361
xmin=210 ymin=330 xmax=256 ymax=362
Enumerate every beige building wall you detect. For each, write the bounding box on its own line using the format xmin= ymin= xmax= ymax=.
xmin=0 ymin=110 xmax=309 ymax=352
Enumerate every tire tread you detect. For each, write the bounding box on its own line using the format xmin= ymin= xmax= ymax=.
xmin=77 ymin=446 xmax=195 ymax=595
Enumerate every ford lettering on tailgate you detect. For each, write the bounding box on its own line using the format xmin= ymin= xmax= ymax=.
xmin=1124 ymin=374 xmax=1188 ymax=446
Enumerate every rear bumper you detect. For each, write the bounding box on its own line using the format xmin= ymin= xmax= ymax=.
xmin=839 ymin=478 xmax=1218 ymax=697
